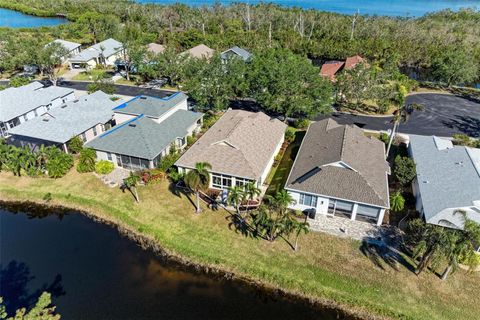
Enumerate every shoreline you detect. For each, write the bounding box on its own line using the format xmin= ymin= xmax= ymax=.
xmin=0 ymin=197 xmax=381 ymax=320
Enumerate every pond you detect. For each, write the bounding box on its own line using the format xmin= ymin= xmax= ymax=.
xmin=0 ymin=205 xmax=354 ymax=320
xmin=0 ymin=8 xmax=67 ymax=28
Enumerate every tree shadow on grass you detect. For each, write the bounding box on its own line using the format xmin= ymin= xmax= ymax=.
xmin=167 ymin=182 xmax=197 ymax=210
xmin=0 ymin=260 xmax=66 ymax=315
xmin=359 ymin=228 xmax=416 ymax=273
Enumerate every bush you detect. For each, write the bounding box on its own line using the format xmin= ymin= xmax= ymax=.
xmin=452 ymin=134 xmax=472 ymax=146
xmin=95 ymin=160 xmax=114 ymax=174
xmin=46 ymin=151 xmax=74 ymax=178
xmin=187 ymin=133 xmax=196 ymax=147
xmin=87 ymin=79 xmax=115 ymax=94
xmin=284 ymin=127 xmax=296 ymax=143
xmin=379 ymin=132 xmax=389 ymax=144
xmin=394 ymin=155 xmax=416 ymax=187
xmin=140 ymin=169 xmax=165 ymax=185
xmin=77 ymin=148 xmax=97 ymax=173
xmin=294 ymin=118 xmax=310 ymax=129
xmin=157 ymin=152 xmax=180 ymax=172
xmin=67 ymin=136 xmax=84 ymax=154
xmin=10 ymin=76 xmax=31 ymax=87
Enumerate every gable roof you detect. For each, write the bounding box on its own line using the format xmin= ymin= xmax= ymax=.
xmin=147 ymin=43 xmax=166 ymax=55
xmin=8 ymin=91 xmax=119 ymax=143
xmin=86 ymin=110 xmax=203 ymax=160
xmin=175 ymin=110 xmax=287 ymax=180
xmin=50 ymin=39 xmax=81 ymax=52
xmin=0 ymin=82 xmax=73 ymax=122
xmin=345 ymin=55 xmax=365 ymax=70
xmin=320 ymin=61 xmax=345 ymax=80
xmin=286 ymin=118 xmax=390 ymax=208
xmin=182 ymin=44 xmax=215 ymax=59
xmin=70 ymin=38 xmax=123 ymax=62
xmin=113 ymin=92 xmax=187 ymax=118
xmin=409 ymin=135 xmax=480 ymax=228
xmin=221 ymin=46 xmax=252 ymax=61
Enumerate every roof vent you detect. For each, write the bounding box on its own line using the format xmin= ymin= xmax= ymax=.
xmin=140 ymin=96 xmax=147 ymax=100
xmin=128 ymin=123 xmax=137 ymax=128
xmin=42 ymin=118 xmax=49 ymax=122
xmin=73 ymin=99 xmax=79 ymax=103
xmin=423 ymin=180 xmax=429 ymax=184
xmin=61 ymin=104 xmax=67 ymax=108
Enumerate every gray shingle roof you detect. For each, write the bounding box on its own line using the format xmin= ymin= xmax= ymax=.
xmin=50 ymin=39 xmax=81 ymax=52
xmin=221 ymin=46 xmax=252 ymax=62
xmin=409 ymin=135 xmax=480 ymax=228
xmin=8 ymin=91 xmax=119 ymax=143
xmin=285 ymin=118 xmax=390 ymax=208
xmin=0 ymin=82 xmax=73 ymax=122
xmin=113 ymin=92 xmax=187 ymax=118
xmin=86 ymin=110 xmax=203 ymax=160
xmin=175 ymin=110 xmax=287 ymax=180
xmin=70 ymin=38 xmax=123 ymax=62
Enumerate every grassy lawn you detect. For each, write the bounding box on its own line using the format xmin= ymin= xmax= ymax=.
xmin=266 ymin=130 xmax=305 ymax=196
xmin=0 ymin=171 xmax=479 ymax=320
xmin=72 ymin=69 xmax=112 ymax=81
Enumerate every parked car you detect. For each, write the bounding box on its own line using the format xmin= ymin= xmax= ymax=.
xmin=140 ymin=78 xmax=168 ymax=89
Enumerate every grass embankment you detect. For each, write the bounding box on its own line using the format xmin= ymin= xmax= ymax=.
xmin=0 ymin=171 xmax=478 ymax=320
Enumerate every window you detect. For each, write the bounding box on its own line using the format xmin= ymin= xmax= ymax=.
xmin=92 ymin=126 xmax=97 ymax=136
xmin=81 ymin=133 xmax=87 ymax=142
xmin=212 ymin=173 xmax=234 ymax=190
xmin=328 ymin=199 xmax=354 ymax=219
xmin=299 ymin=193 xmax=317 ymax=207
xmin=212 ymin=174 xmax=222 ymax=189
xmin=107 ymin=152 xmax=112 ymax=161
xmin=7 ymin=118 xmax=20 ymax=129
xmin=33 ymin=109 xmax=38 ymax=117
xmin=23 ymin=115 xmax=28 ymax=122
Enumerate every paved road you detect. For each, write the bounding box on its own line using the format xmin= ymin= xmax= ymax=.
xmin=316 ymin=93 xmax=480 ymax=137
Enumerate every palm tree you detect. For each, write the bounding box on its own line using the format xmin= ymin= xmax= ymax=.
xmin=266 ymin=190 xmax=296 ymax=215
xmin=227 ymin=185 xmax=245 ymax=216
xmin=244 ymin=182 xmax=261 ymax=212
xmin=390 ymin=191 xmax=405 ymax=212
xmin=184 ymin=162 xmax=212 ymax=213
xmin=386 ymin=102 xmax=424 ymax=156
xmin=441 ymin=213 xmax=480 ymax=281
xmin=293 ymin=219 xmax=310 ymax=251
xmin=123 ymin=173 xmax=141 ymax=203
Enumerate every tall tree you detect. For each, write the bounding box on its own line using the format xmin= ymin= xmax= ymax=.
xmin=38 ymin=42 xmax=70 ymax=86
xmin=123 ymin=173 xmax=141 ymax=203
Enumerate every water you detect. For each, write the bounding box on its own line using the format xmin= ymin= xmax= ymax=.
xmin=0 ymin=207 xmax=347 ymax=319
xmin=137 ymin=0 xmax=479 ymax=17
xmin=0 ymin=8 xmax=66 ymax=28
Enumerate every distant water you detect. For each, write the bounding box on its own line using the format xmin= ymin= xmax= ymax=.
xmin=0 ymin=8 xmax=66 ymax=28
xmin=137 ymin=0 xmax=479 ymax=17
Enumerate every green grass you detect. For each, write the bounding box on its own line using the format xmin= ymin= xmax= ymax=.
xmin=266 ymin=130 xmax=305 ymax=196
xmin=72 ymin=69 xmax=112 ymax=81
xmin=0 ymin=171 xmax=479 ymax=320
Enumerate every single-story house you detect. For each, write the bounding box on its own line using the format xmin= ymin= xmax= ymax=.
xmin=86 ymin=93 xmax=203 ymax=171
xmin=409 ymin=135 xmax=480 ymax=229
xmin=48 ymin=39 xmax=82 ymax=62
xmin=0 ymin=82 xmax=75 ymax=138
xmin=69 ymin=38 xmax=124 ymax=69
xmin=181 ymin=44 xmax=215 ymax=59
xmin=147 ymin=43 xmax=166 ymax=55
xmin=220 ymin=46 xmax=252 ymax=62
xmin=285 ymin=118 xmax=390 ymax=226
xmin=8 ymin=91 xmax=119 ymax=152
xmin=320 ymin=55 xmax=365 ymax=81
xmin=175 ymin=110 xmax=287 ymax=190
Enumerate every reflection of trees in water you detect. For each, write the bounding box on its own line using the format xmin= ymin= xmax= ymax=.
xmin=0 ymin=201 xmax=69 ymax=220
xmin=0 ymin=260 xmax=65 ymax=315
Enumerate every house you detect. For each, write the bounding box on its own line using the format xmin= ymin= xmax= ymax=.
xmin=181 ymin=44 xmax=215 ymax=59
xmin=146 ymin=43 xmax=166 ymax=55
xmin=8 ymin=91 xmax=119 ymax=152
xmin=320 ymin=55 xmax=366 ymax=81
xmin=48 ymin=39 xmax=82 ymax=62
xmin=0 ymin=82 xmax=75 ymax=138
xmin=220 ymin=46 xmax=252 ymax=62
xmin=285 ymin=118 xmax=390 ymax=226
xmin=69 ymin=38 xmax=124 ymax=69
xmin=86 ymin=93 xmax=203 ymax=171
xmin=408 ymin=135 xmax=480 ymax=229
xmin=175 ymin=110 xmax=287 ymax=190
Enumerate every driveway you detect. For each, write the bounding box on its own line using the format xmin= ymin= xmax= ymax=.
xmin=316 ymin=93 xmax=480 ymax=137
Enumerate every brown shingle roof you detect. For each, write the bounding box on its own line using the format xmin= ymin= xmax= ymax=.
xmin=147 ymin=43 xmax=166 ymax=55
xmin=182 ymin=44 xmax=215 ymax=59
xmin=286 ymin=118 xmax=390 ymax=207
xmin=320 ymin=61 xmax=345 ymax=80
xmin=344 ymin=55 xmax=365 ymax=70
xmin=176 ymin=110 xmax=287 ymax=180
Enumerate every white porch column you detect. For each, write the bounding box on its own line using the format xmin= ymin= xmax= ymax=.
xmin=148 ymin=160 xmax=154 ymax=169
xmin=62 ymin=143 xmax=69 ymax=153
xmin=377 ymin=209 xmax=386 ymax=226
xmin=351 ymin=203 xmax=358 ymax=221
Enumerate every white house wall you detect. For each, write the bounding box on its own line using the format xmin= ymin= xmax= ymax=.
xmin=114 ymin=112 xmax=137 ymax=125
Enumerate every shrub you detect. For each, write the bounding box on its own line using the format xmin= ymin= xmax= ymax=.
xmin=285 ymin=127 xmax=296 ymax=143
xmin=95 ymin=160 xmax=114 ymax=174
xmin=87 ymin=79 xmax=115 ymax=94
xmin=140 ymin=169 xmax=165 ymax=185
xmin=10 ymin=76 xmax=31 ymax=87
xmin=67 ymin=136 xmax=84 ymax=154
xmin=379 ymin=132 xmax=389 ymax=144
xmin=158 ymin=152 xmax=180 ymax=172
xmin=452 ymin=134 xmax=472 ymax=146
xmin=46 ymin=152 xmax=73 ymax=178
xmin=394 ymin=155 xmax=416 ymax=187
xmin=77 ymin=148 xmax=97 ymax=173
xmin=187 ymin=133 xmax=197 ymax=147
xmin=294 ymin=118 xmax=310 ymax=129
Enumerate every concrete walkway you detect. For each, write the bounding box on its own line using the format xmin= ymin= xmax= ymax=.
xmin=307 ymin=215 xmax=383 ymax=241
